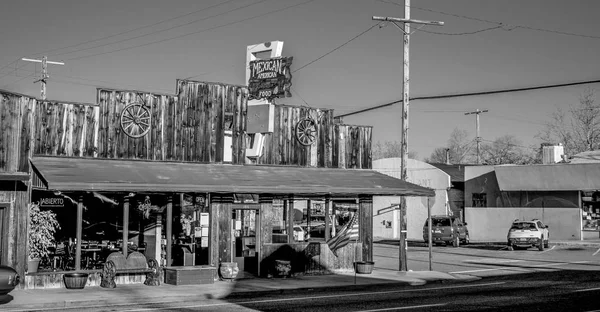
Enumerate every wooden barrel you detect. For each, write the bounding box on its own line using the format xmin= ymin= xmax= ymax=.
xmin=63 ymin=272 xmax=89 ymax=289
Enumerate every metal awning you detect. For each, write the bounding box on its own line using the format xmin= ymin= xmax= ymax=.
xmin=495 ymin=163 xmax=600 ymax=191
xmin=30 ymin=156 xmax=434 ymax=197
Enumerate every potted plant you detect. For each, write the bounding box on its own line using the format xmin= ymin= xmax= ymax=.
xmin=28 ymin=203 xmax=60 ymax=273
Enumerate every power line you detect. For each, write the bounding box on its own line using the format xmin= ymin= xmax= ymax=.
xmin=421 ymin=25 xmax=505 ymax=36
xmin=31 ymin=0 xmax=239 ymax=57
xmin=377 ymin=0 xmax=600 ymax=40
xmin=292 ymin=23 xmax=379 ymax=73
xmin=53 ymin=0 xmax=270 ymax=58
xmin=64 ymin=0 xmax=316 ymax=62
xmin=335 ymin=78 xmax=600 ymax=118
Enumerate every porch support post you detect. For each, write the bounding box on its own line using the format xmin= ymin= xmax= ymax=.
xmin=287 ymin=198 xmax=294 ymax=241
xmin=166 ymin=195 xmax=173 ymax=266
xmin=325 ymin=196 xmax=331 ymax=241
xmin=123 ymin=197 xmax=129 ymax=257
xmin=75 ymin=195 xmax=83 ymax=270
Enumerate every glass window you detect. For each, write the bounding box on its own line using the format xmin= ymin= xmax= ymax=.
xmin=331 ymin=200 xmax=359 ymax=241
xmin=472 ymin=193 xmax=487 ymax=207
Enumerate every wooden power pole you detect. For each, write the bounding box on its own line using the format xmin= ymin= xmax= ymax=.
xmin=22 ymin=56 xmax=65 ymax=101
xmin=373 ymin=0 xmax=443 ymax=272
xmin=464 ymin=109 xmax=489 ymax=164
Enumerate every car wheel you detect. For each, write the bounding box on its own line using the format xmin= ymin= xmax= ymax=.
xmin=544 ymin=239 xmax=549 ymax=249
xmin=508 ymin=245 xmax=514 ymax=251
xmin=538 ymin=237 xmax=544 ymax=251
xmin=462 ymin=233 xmax=470 ymax=245
xmin=452 ymin=235 xmax=460 ymax=248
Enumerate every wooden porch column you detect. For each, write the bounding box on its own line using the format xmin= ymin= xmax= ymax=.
xmin=359 ymin=196 xmax=373 ymax=262
xmin=166 ymin=196 xmax=173 ymax=266
xmin=75 ymin=195 xmax=83 ymax=270
xmin=324 ymin=197 xmax=331 ymax=241
xmin=287 ymin=198 xmax=294 ymax=242
xmin=122 ymin=197 xmax=129 ymax=257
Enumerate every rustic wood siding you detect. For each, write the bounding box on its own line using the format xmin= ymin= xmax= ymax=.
xmin=0 ymin=92 xmax=35 ymax=172
xmin=0 ymin=183 xmax=29 ymax=285
xmin=332 ymin=124 xmax=372 ymax=169
xmin=257 ymin=106 xmax=335 ymax=167
xmin=260 ymin=242 xmax=361 ymax=276
xmin=359 ymin=197 xmax=373 ymax=261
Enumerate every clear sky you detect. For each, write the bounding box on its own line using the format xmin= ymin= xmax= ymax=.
xmin=1 ymin=0 xmax=600 ymax=160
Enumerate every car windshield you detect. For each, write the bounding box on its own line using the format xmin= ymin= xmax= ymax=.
xmin=511 ymin=222 xmax=536 ymax=230
xmin=432 ymin=218 xmax=451 ymax=226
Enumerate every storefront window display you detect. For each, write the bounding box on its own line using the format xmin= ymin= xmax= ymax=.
xmin=582 ymin=191 xmax=600 ymax=231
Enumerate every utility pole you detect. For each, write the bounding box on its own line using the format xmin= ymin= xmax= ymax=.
xmin=464 ymin=109 xmax=489 ymax=164
xmin=22 ymin=56 xmax=65 ymax=101
xmin=373 ymin=1 xmax=443 ymax=272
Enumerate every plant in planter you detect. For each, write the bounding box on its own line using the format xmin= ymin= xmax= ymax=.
xmin=28 ymin=203 xmax=60 ymax=273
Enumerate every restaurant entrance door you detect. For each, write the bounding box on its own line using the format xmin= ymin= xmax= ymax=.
xmin=232 ymin=206 xmax=259 ymax=278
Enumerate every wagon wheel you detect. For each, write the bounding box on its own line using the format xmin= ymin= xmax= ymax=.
xmin=120 ymin=102 xmax=151 ymax=138
xmin=295 ymin=117 xmax=317 ymax=146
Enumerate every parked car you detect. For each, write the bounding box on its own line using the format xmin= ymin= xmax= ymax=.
xmin=422 ymin=215 xmax=469 ymax=247
xmin=0 ymin=265 xmax=20 ymax=295
xmin=293 ymin=225 xmax=309 ymax=241
xmin=507 ymin=219 xmax=549 ymax=251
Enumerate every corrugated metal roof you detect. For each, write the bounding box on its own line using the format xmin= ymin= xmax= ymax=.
xmin=495 ymin=163 xmax=600 ymax=191
xmin=30 ymin=156 xmax=434 ymax=197
xmin=429 ymin=163 xmax=469 ymax=182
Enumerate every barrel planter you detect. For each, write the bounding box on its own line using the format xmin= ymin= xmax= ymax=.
xmin=355 ymin=261 xmax=374 ymax=274
xmin=219 ymin=262 xmax=239 ymax=281
xmin=63 ymin=272 xmax=89 ymax=289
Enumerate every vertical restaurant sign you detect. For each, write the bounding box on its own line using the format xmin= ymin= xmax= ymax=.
xmin=248 ymin=57 xmax=293 ymax=100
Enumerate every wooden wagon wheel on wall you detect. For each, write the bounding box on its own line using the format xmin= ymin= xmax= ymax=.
xmin=120 ymin=102 xmax=151 ymax=138
xmin=295 ymin=117 xmax=317 ymax=146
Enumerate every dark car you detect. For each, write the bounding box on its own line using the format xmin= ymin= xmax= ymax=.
xmin=422 ymin=215 xmax=469 ymax=247
xmin=0 ymin=265 xmax=20 ymax=295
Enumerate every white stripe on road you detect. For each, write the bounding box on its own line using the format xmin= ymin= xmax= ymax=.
xmin=573 ymin=287 xmax=600 ymax=292
xmin=593 ymin=247 xmax=600 ymax=256
xmin=356 ymin=303 xmax=447 ymax=311
xmin=118 ymin=282 xmax=506 ymax=312
xmin=451 ymin=260 xmax=590 ymax=274
xmin=540 ymin=245 xmax=556 ymax=253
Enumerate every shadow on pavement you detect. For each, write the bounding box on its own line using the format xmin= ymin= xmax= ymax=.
xmin=0 ymin=294 xmax=14 ymax=305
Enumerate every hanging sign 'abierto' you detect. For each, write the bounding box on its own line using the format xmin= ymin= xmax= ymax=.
xmin=248 ymin=57 xmax=293 ymax=100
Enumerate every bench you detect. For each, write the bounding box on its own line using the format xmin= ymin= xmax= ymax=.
xmin=100 ymin=251 xmax=161 ymax=288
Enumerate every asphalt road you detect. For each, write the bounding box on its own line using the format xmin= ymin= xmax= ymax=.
xmin=56 ymin=243 xmax=600 ymax=312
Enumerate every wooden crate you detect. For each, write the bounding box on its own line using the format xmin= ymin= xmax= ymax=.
xmin=164 ymin=266 xmax=216 ymax=285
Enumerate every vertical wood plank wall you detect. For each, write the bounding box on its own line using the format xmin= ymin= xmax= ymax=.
xmin=359 ymin=197 xmax=374 ymax=262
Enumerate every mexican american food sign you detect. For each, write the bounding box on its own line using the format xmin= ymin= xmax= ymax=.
xmin=248 ymin=57 xmax=293 ymax=100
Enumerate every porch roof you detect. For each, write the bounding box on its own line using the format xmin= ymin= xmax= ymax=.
xmin=495 ymin=163 xmax=600 ymax=191
xmin=30 ymin=156 xmax=434 ymax=197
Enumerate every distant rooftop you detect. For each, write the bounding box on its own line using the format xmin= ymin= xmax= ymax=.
xmin=428 ymin=163 xmax=472 ymax=182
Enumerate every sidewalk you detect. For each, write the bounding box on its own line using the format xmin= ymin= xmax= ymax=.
xmin=0 ymin=268 xmax=480 ymax=311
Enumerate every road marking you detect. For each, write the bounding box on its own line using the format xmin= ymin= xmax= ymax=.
xmin=540 ymin=245 xmax=556 ymax=253
xmin=450 ymin=268 xmax=514 ymax=274
xmin=451 ymin=260 xmax=591 ymax=274
xmin=573 ymin=287 xmax=600 ymax=292
xmin=116 ymin=282 xmax=506 ymax=312
xmin=593 ymin=247 xmax=600 ymax=256
xmin=356 ymin=303 xmax=447 ymax=311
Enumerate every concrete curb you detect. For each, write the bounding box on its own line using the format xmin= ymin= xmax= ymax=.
xmin=1 ymin=273 xmax=482 ymax=311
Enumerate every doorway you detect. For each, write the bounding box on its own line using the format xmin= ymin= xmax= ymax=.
xmin=232 ymin=206 xmax=259 ymax=277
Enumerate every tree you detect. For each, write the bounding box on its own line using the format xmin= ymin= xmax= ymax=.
xmin=538 ymin=88 xmax=600 ymax=157
xmin=479 ymin=135 xmax=538 ymax=165
xmin=425 ymin=128 xmax=475 ymax=164
xmin=372 ymin=140 xmax=418 ymax=160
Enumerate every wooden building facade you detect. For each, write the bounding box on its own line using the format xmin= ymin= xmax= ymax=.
xmin=0 ymin=80 xmax=432 ymax=289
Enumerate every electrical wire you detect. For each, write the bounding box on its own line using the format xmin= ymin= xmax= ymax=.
xmin=292 ymin=23 xmax=379 ymax=73
xmin=377 ymin=0 xmax=600 ymax=40
xmin=421 ymin=25 xmax=505 ymax=36
xmin=53 ymin=0 xmax=270 ymax=58
xmin=335 ymin=78 xmax=600 ymax=118
xmin=64 ymin=0 xmax=316 ymax=62
xmin=32 ymin=0 xmax=239 ymax=58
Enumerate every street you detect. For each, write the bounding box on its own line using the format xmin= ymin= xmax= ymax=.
xmin=43 ymin=242 xmax=600 ymax=312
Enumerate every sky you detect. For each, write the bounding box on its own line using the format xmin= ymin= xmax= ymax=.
xmin=2 ymin=0 xmax=600 ymax=160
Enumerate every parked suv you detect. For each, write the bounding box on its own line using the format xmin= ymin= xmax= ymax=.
xmin=507 ymin=219 xmax=549 ymax=251
xmin=422 ymin=215 xmax=469 ymax=247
